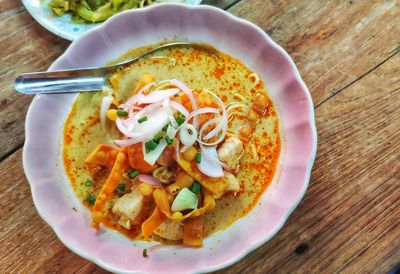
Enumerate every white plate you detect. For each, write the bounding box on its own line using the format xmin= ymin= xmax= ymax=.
xmin=22 ymin=0 xmax=202 ymax=40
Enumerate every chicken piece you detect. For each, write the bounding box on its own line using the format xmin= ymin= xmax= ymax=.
xmin=224 ymin=172 xmax=240 ymax=193
xmin=112 ymin=190 xmax=144 ymax=230
xmin=217 ymin=137 xmax=244 ymax=169
xmin=153 ymin=219 xmax=184 ymax=241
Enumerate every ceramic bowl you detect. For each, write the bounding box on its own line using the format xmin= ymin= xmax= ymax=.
xmin=23 ymin=3 xmax=317 ymax=273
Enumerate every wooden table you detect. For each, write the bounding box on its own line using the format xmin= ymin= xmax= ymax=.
xmin=1 ymin=0 xmax=399 ymax=273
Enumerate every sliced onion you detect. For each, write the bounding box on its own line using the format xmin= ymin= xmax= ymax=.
xmin=169 ymin=79 xmax=199 ymax=127
xmin=180 ymin=145 xmax=190 ymax=153
xmin=114 ymin=138 xmax=139 ymax=147
xmin=143 ymin=138 xmax=168 ymax=165
xmin=116 ymin=118 xmax=131 ymax=137
xmin=134 ymin=101 xmax=162 ymax=119
xmin=137 ymin=174 xmax=163 ymax=188
xmin=197 ymin=117 xmax=227 ymax=146
xmin=121 ymin=107 xmax=170 ymax=142
xmin=166 ymin=125 xmax=179 ymax=139
xmin=121 ymin=82 xmax=154 ymax=109
xmin=100 ymin=96 xmax=114 ymax=130
xmin=197 ymin=146 xmax=224 ymax=177
xmin=219 ymin=160 xmax=232 ymax=172
xmin=138 ymin=88 xmax=180 ymax=104
xmin=187 ymin=107 xmax=219 ymax=120
xmin=203 ymin=90 xmax=228 ymax=140
xmin=128 ymin=105 xmax=143 ymax=116
xmin=204 ymin=111 xmax=228 ymax=140
xmin=137 ymin=82 xmax=155 ymax=94
xmin=169 ymin=100 xmax=190 ymax=117
xmin=179 ymin=123 xmax=197 ymax=147
xmin=162 ymin=98 xmax=170 ymax=108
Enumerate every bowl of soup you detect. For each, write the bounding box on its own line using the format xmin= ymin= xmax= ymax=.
xmin=24 ymin=3 xmax=317 ymax=273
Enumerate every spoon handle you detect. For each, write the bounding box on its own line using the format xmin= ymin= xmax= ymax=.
xmin=14 ymin=68 xmax=108 ymax=94
xmin=14 ymin=42 xmax=213 ymax=94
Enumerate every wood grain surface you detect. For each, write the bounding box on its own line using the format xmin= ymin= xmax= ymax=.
xmin=0 ymin=0 xmax=399 ymax=273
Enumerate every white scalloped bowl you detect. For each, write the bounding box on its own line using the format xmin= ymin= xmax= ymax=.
xmin=23 ymin=3 xmax=317 ymax=273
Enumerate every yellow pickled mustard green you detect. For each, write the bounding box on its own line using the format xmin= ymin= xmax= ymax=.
xmin=48 ymin=0 xmax=156 ymax=23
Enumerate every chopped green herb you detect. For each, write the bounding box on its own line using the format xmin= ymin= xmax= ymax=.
xmin=145 ymin=140 xmax=159 ymax=153
xmin=196 ymin=152 xmax=202 ymax=163
xmin=191 ymin=182 xmax=201 ymax=194
xmin=175 ymin=116 xmax=185 ymax=126
xmin=128 ymin=169 xmax=139 ymax=180
xmin=153 ymin=132 xmax=164 ymax=141
xmin=143 ymin=248 xmax=148 ymax=257
xmin=117 ymin=182 xmax=126 ymax=194
xmin=197 ymin=129 xmax=200 ymax=138
xmin=165 ymin=136 xmax=173 ymax=145
xmin=85 ymin=180 xmax=93 ymax=187
xmin=138 ymin=116 xmax=148 ymax=123
xmin=117 ymin=110 xmax=128 ymax=117
xmin=86 ymin=195 xmax=96 ymax=205
xmin=162 ymin=124 xmax=169 ymax=132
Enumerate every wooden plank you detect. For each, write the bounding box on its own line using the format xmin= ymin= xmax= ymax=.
xmin=217 ymin=54 xmax=400 ymax=273
xmin=202 ymin=0 xmax=240 ymax=9
xmin=1 ymin=0 xmax=399 ymax=273
xmin=228 ymin=0 xmax=400 ymax=106
xmin=0 ymin=149 xmax=97 ymax=273
xmin=1 ymin=56 xmax=398 ymax=274
xmin=0 ymin=1 xmax=69 ymax=159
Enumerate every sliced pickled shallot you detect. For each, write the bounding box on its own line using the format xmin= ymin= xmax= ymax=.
xmin=116 ymin=118 xmax=131 ymax=137
xmin=203 ymin=89 xmax=228 ymax=140
xmin=169 ymin=79 xmax=199 ymax=127
xmin=179 ymin=123 xmax=197 ymax=147
xmin=134 ymin=101 xmax=162 ymax=119
xmin=204 ymin=111 xmax=227 ymax=140
xmin=137 ymin=174 xmax=163 ymax=188
xmin=197 ymin=117 xmax=227 ymax=146
xmin=169 ymin=100 xmax=190 ymax=117
xmin=187 ymin=107 xmax=219 ymax=120
xmin=122 ymin=82 xmax=154 ymax=108
xmin=138 ymin=88 xmax=180 ymax=104
xmin=114 ymin=138 xmax=139 ymax=147
xmin=162 ymin=98 xmax=170 ymax=108
xmin=114 ymin=107 xmax=170 ymax=146
xmin=166 ymin=125 xmax=179 ymax=139
xmin=180 ymin=145 xmax=190 ymax=153
xmin=100 ymin=96 xmax=113 ymax=130
xmin=197 ymin=145 xmax=224 ymax=177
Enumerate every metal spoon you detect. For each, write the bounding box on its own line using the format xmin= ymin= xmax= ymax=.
xmin=15 ymin=42 xmax=215 ymax=94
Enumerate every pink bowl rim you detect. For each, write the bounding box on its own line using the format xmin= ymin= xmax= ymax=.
xmin=23 ymin=3 xmax=317 ymax=273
